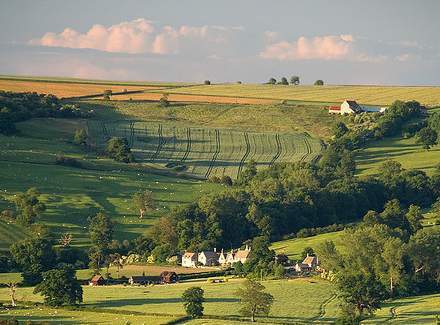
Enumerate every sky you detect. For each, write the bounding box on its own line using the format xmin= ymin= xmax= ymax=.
xmin=0 ymin=0 xmax=439 ymax=85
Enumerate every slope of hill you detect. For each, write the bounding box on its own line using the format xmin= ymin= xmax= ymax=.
xmin=150 ymin=83 xmax=440 ymax=106
xmin=0 ymin=118 xmax=221 ymax=249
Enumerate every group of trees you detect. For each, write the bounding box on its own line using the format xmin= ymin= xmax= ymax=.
xmin=266 ymin=77 xmax=324 ymax=86
xmin=267 ymin=76 xmax=300 ymax=85
xmin=416 ymin=111 xmax=440 ymax=149
xmin=317 ymin=212 xmax=440 ymax=322
xmin=146 ymin=155 xmax=438 ymax=260
xmin=0 ymin=91 xmax=93 ymax=135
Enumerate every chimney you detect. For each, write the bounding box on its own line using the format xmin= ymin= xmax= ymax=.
xmin=213 ymin=247 xmax=217 ymax=253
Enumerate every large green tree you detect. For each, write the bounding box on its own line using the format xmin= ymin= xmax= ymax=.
xmin=236 ymin=279 xmax=274 ymax=322
xmin=88 ymin=212 xmax=113 ymax=249
xmin=416 ymin=127 xmax=438 ymax=150
xmin=182 ymin=287 xmax=204 ymax=318
xmin=13 ymin=187 xmax=46 ymax=225
xmin=10 ymin=238 xmax=56 ymax=285
xmin=106 ymin=137 xmax=134 ymax=163
xmin=34 ymin=266 xmax=83 ymax=306
xmin=132 ymin=189 xmax=155 ymax=219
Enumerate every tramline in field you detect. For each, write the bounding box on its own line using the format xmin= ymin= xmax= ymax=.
xmin=88 ymin=121 xmax=323 ymax=179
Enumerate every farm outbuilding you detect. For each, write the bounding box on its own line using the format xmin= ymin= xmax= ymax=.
xmin=89 ymin=275 xmax=105 ymax=286
xmin=160 ymin=271 xmax=178 ymax=284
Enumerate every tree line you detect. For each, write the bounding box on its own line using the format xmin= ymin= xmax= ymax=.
xmin=0 ymin=91 xmax=93 ymax=135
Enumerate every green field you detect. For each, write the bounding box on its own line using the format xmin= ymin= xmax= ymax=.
xmin=149 ymin=83 xmax=440 ymax=106
xmin=82 ymin=99 xmax=342 ymax=138
xmin=355 ymin=136 xmax=440 ymax=176
xmin=1 ymin=277 xmax=438 ymax=324
xmin=0 ymin=278 xmax=339 ymax=324
xmin=88 ymin=120 xmax=323 ymax=179
xmin=0 ymin=118 xmax=221 ymax=249
xmin=271 ymin=231 xmax=345 ymax=260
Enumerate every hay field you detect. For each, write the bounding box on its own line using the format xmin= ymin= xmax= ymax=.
xmin=160 ymin=84 xmax=440 ymax=106
xmin=0 ymin=79 xmax=158 ymax=98
xmin=109 ymin=91 xmax=278 ymax=104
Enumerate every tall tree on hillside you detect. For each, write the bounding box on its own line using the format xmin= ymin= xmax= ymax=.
xmin=332 ymin=122 xmax=349 ymax=138
xmin=416 ymin=127 xmax=438 ymax=150
xmin=106 ymin=137 xmax=134 ymax=163
xmin=34 ymin=266 xmax=83 ymax=306
xmin=290 ymin=76 xmax=300 ymax=85
xmin=73 ymin=129 xmax=88 ymax=147
xmin=236 ymin=279 xmax=274 ymax=322
xmin=314 ymin=80 xmax=324 ymax=86
xmin=88 ymin=212 xmax=113 ymax=249
xmin=10 ymin=237 xmax=56 ymax=285
xmin=182 ymin=287 xmax=204 ymax=318
xmin=268 ymin=78 xmax=277 ymax=84
xmin=13 ymin=187 xmax=46 ymax=225
xmin=279 ymin=77 xmax=289 ymax=85
xmin=132 ymin=189 xmax=155 ymax=219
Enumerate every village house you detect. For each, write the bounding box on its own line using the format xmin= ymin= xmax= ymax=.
xmin=329 ymin=99 xmax=387 ymax=115
xmin=198 ymin=249 xmax=220 ymax=266
xmin=218 ymin=249 xmax=227 ymax=265
xmin=294 ymin=254 xmax=319 ymax=273
xmin=129 ymin=275 xmax=150 ymax=285
xmin=182 ymin=252 xmax=198 ymax=267
xmin=89 ymin=274 xmax=105 ymax=286
xmin=233 ymin=245 xmax=252 ymax=264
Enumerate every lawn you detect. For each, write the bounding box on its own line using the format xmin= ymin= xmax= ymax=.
xmin=271 ymin=231 xmax=345 ymax=260
xmin=0 ymin=277 xmax=338 ymax=324
xmin=355 ymin=136 xmax=440 ymax=176
xmin=154 ymin=84 xmax=440 ymax=106
xmin=0 ymin=118 xmax=221 ymax=249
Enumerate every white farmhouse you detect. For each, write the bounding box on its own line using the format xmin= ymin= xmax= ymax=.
xmin=329 ymin=100 xmax=387 ymax=115
xmin=198 ymin=250 xmax=219 ymax=266
xmin=182 ymin=252 xmax=198 ymax=268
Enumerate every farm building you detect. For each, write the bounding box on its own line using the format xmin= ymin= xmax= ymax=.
xmin=129 ymin=276 xmax=151 ymax=285
xmin=182 ymin=252 xmax=198 ymax=267
xmin=160 ymin=271 xmax=178 ymax=283
xmin=218 ymin=249 xmax=227 ymax=265
xmin=329 ymin=100 xmax=387 ymax=115
xmin=89 ymin=275 xmax=105 ymax=286
xmin=294 ymin=254 xmax=319 ymax=273
xmin=222 ymin=245 xmax=252 ymax=266
xmin=198 ymin=250 xmax=220 ymax=266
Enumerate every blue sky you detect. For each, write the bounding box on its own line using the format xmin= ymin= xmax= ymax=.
xmin=1 ymin=0 xmax=439 ymax=84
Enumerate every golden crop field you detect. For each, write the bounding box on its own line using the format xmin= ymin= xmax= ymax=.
xmin=109 ymin=91 xmax=278 ymax=104
xmin=160 ymin=84 xmax=440 ymax=106
xmin=0 ymin=79 xmax=161 ymax=98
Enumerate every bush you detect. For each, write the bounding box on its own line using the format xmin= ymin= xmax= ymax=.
xmin=55 ymin=155 xmax=82 ymax=168
xmin=0 ymin=209 xmax=15 ymax=221
xmin=204 ymin=80 xmax=211 ymax=85
xmin=159 ymin=94 xmax=170 ymax=107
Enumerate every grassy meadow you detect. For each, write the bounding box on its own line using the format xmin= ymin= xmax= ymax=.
xmin=0 ymin=118 xmax=221 ymax=249
xmin=83 ymin=100 xmax=341 ymax=138
xmin=0 ymin=278 xmax=339 ymax=324
xmin=152 ymin=83 xmax=440 ymax=106
xmin=355 ymin=136 xmax=440 ymax=176
xmin=88 ymin=120 xmax=323 ymax=179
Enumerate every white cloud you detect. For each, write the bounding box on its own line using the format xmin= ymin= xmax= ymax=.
xmin=260 ymin=34 xmax=354 ymax=61
xmin=30 ymin=18 xmax=240 ymax=55
xmin=396 ymin=53 xmax=411 ymax=62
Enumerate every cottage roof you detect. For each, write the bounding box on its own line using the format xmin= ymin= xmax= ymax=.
xmin=235 ymin=249 xmax=251 ymax=259
xmin=329 ymin=105 xmax=341 ymax=110
xmin=130 ymin=275 xmax=149 ymax=282
xmin=303 ymin=255 xmax=317 ymax=266
xmin=183 ymin=252 xmax=197 ymax=259
xmin=344 ymin=100 xmax=362 ymax=112
xmin=200 ymin=251 xmax=219 ymax=259
xmin=91 ymin=275 xmax=104 ymax=282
